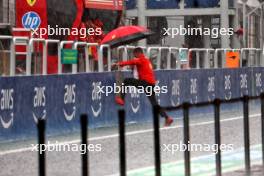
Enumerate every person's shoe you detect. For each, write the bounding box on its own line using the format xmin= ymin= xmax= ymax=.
xmin=115 ymin=96 xmax=125 ymax=106
xmin=165 ymin=117 xmax=173 ymax=127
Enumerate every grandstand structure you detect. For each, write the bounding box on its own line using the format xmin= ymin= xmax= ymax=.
xmin=125 ymin=0 xmax=263 ymax=49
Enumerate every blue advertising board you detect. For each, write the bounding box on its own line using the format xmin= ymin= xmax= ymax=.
xmin=147 ymin=0 xmax=179 ymax=9
xmin=197 ymin=0 xmax=220 ymax=8
xmin=0 ymin=68 xmax=263 ymax=142
xmin=185 ymin=0 xmax=219 ymax=8
xmin=125 ymin=0 xmax=136 ymax=9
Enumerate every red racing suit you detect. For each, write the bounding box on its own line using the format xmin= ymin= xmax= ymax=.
xmin=118 ymin=55 xmax=156 ymax=85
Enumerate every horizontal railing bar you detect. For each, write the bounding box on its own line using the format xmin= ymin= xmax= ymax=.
xmin=164 ymin=95 xmax=261 ymax=111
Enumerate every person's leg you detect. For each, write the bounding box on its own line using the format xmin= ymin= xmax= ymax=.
xmin=146 ymin=86 xmax=169 ymax=118
xmin=144 ymin=84 xmax=173 ymax=126
xmin=120 ymin=78 xmax=143 ymax=100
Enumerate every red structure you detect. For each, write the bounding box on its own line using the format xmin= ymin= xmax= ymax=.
xmin=13 ymin=0 xmax=123 ymax=73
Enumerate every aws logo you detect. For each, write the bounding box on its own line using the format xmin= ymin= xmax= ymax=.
xmin=0 ymin=89 xmax=14 ymax=129
xmin=32 ymin=87 xmax=46 ymax=123
xmin=207 ymin=76 xmax=216 ymax=102
xmin=190 ymin=78 xmax=198 ymax=104
xmin=91 ymin=82 xmax=102 ymax=117
xmin=63 ymin=84 xmax=76 ymax=121
xmin=130 ymin=91 xmax=140 ymax=113
xmin=171 ymin=80 xmax=180 ymax=106
xmin=27 ymin=0 xmax=37 ymax=6
xmin=224 ymin=75 xmax=232 ymax=100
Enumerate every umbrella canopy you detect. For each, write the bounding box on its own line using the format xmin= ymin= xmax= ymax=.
xmin=101 ymin=25 xmax=153 ymax=48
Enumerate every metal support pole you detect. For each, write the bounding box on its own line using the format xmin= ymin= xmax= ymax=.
xmin=183 ymin=103 xmax=191 ymax=176
xmin=118 ymin=110 xmax=126 ymax=176
xmin=243 ymin=2 xmax=247 ymax=48
xmin=243 ymin=96 xmax=250 ymax=175
xmin=137 ymin=0 xmax=147 ymax=46
xmin=196 ymin=51 xmax=200 ymax=69
xmin=153 ymin=105 xmax=161 ymax=176
xmin=98 ymin=45 xmax=111 ymax=72
xmin=10 ymin=38 xmax=15 ymax=76
xmin=220 ymin=0 xmax=230 ymax=49
xmin=214 ymin=99 xmax=222 ymax=176
xmin=37 ymin=118 xmax=46 ymax=176
xmin=81 ymin=114 xmax=89 ymax=176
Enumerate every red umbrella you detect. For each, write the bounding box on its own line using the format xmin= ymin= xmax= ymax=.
xmin=101 ymin=25 xmax=153 ymax=48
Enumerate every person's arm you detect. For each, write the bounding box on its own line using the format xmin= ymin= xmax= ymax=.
xmin=117 ymin=58 xmax=141 ymax=67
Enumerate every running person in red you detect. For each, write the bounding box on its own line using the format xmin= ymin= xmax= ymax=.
xmin=113 ymin=47 xmax=173 ymax=126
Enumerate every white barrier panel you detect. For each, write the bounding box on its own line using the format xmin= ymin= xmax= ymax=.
xmin=147 ymin=47 xmax=170 ymax=70
xmin=1 ymin=35 xmax=264 ymax=76
xmin=26 ymin=38 xmax=46 ymax=75
xmin=241 ymin=48 xmax=263 ymax=67
xmin=44 ymin=39 xmax=60 ymax=75
xmin=167 ymin=47 xmax=178 ymax=69
xmin=178 ymin=48 xmax=189 ymax=69
xmin=98 ymin=44 xmax=111 ymax=72
xmin=189 ymin=48 xmax=215 ymax=69
xmin=73 ymin=42 xmax=99 ymax=73
xmin=214 ymin=49 xmax=241 ymax=68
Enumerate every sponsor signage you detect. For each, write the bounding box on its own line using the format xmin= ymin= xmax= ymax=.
xmin=16 ymin=0 xmax=47 ymax=34
xmin=0 ymin=68 xmax=263 ymax=142
xmin=61 ymin=49 xmax=78 ymax=64
xmin=22 ymin=11 xmax=41 ymax=30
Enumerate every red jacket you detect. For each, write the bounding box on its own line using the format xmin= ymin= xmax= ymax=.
xmin=118 ymin=55 xmax=156 ymax=85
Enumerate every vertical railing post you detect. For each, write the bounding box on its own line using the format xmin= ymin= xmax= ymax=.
xmin=118 ymin=110 xmax=127 ymax=176
xmin=243 ymin=96 xmax=250 ymax=175
xmin=214 ymin=99 xmax=222 ymax=176
xmin=183 ymin=103 xmax=191 ymax=176
xmin=205 ymin=49 xmax=210 ymax=68
xmin=37 ymin=118 xmax=46 ymax=176
xmin=214 ymin=49 xmax=219 ymax=69
xmin=261 ymin=93 xmax=264 ymax=166
xmin=10 ymin=40 xmax=15 ymax=76
xmin=153 ymin=105 xmax=161 ymax=176
xmin=81 ymin=114 xmax=89 ymax=176
xmin=196 ymin=51 xmax=200 ymax=69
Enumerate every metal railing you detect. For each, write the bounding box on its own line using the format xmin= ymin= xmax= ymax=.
xmin=161 ymin=96 xmax=260 ymax=176
xmin=0 ymin=36 xmax=264 ymax=76
xmin=35 ymin=94 xmax=264 ymax=176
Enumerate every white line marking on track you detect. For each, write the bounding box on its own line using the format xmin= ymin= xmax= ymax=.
xmin=0 ymin=113 xmax=260 ymax=156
